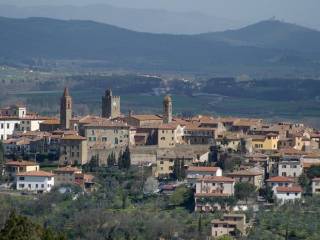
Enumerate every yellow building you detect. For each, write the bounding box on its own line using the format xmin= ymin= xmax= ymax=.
xmin=5 ymin=160 xmax=39 ymax=178
xmin=251 ymin=133 xmax=279 ymax=151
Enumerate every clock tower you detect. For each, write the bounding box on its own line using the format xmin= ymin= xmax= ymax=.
xmin=102 ymin=89 xmax=120 ymax=119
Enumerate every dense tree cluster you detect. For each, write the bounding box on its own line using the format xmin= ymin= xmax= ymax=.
xmin=0 ymin=211 xmax=65 ymax=240
xmin=248 ymin=197 xmax=320 ymax=239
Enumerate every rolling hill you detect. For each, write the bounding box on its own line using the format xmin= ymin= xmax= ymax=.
xmin=198 ymin=20 xmax=320 ymax=54
xmin=0 ymin=17 xmax=319 ymax=73
xmin=0 ymin=4 xmax=241 ymax=34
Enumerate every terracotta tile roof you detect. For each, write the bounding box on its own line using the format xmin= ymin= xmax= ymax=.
xmin=16 ymin=170 xmax=55 ymax=177
xmin=278 ymin=148 xmax=305 ymax=155
xmin=303 ymin=162 xmax=320 ymax=169
xmin=158 ymin=123 xmax=179 ymax=130
xmin=84 ymin=120 xmax=129 ymax=128
xmin=250 ymin=135 xmax=266 ymax=141
xmin=5 ymin=160 xmax=38 ymax=166
xmin=266 ymin=176 xmax=294 ymax=183
xmin=211 ymin=220 xmax=238 ymax=225
xmin=61 ymin=135 xmax=86 ymax=141
xmin=197 ymin=176 xmax=235 ymax=183
xmin=227 ymin=169 xmax=263 ymax=177
xmin=54 ymin=166 xmax=81 ymax=173
xmin=41 ymin=119 xmax=60 ymax=125
xmin=187 ymin=166 xmax=220 ymax=172
xmin=276 ymin=186 xmax=302 ymax=193
xmin=131 ymin=114 xmax=162 ymax=121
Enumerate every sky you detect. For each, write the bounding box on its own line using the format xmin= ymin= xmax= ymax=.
xmin=0 ymin=0 xmax=319 ymax=29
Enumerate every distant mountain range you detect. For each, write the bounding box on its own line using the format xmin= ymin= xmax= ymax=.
xmin=0 ymin=4 xmax=241 ymax=34
xmin=0 ymin=17 xmax=319 ymax=74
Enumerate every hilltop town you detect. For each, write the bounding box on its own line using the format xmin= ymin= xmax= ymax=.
xmin=1 ymin=87 xmax=320 ymax=239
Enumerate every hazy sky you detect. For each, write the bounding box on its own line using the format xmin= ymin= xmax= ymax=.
xmin=0 ymin=0 xmax=319 ymax=29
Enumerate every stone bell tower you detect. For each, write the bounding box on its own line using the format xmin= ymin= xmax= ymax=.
xmin=60 ymin=87 xmax=72 ymax=130
xmin=102 ymin=89 xmax=120 ymax=119
xmin=163 ymin=95 xmax=172 ymax=124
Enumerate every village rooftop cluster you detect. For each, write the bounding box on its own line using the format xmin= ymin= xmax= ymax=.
xmin=1 ymin=87 xmax=320 ymax=238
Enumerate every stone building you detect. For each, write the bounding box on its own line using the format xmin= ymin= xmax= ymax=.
xmin=102 ymin=89 xmax=120 ymax=119
xmin=60 ymin=88 xmax=72 ymax=130
xmin=83 ymin=120 xmax=130 ymax=150
xmin=59 ymin=134 xmax=88 ymax=166
xmin=212 ymin=214 xmax=247 ymax=238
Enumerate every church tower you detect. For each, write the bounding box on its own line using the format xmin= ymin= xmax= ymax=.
xmin=163 ymin=95 xmax=172 ymax=124
xmin=60 ymin=87 xmax=72 ymax=130
xmin=102 ymin=89 xmax=120 ymax=119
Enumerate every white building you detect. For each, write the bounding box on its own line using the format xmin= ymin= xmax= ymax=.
xmin=19 ymin=117 xmax=45 ymax=132
xmin=278 ymin=159 xmax=303 ymax=178
xmin=16 ymin=170 xmax=55 ymax=193
xmin=274 ymin=186 xmax=302 ymax=203
xmin=312 ymin=178 xmax=320 ymax=195
xmin=0 ymin=118 xmax=20 ymax=140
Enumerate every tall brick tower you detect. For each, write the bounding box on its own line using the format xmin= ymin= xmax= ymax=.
xmin=102 ymin=89 xmax=120 ymax=119
xmin=163 ymin=95 xmax=172 ymax=124
xmin=60 ymin=87 xmax=72 ymax=130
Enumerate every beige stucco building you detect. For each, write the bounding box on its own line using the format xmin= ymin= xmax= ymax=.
xmin=195 ymin=176 xmax=235 ymax=212
xmin=53 ymin=166 xmax=82 ymax=186
xmin=227 ymin=169 xmax=263 ymax=188
xmin=125 ymin=114 xmax=163 ymax=127
xmin=158 ymin=123 xmax=184 ymax=148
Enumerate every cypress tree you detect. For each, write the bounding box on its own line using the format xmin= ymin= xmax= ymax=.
xmin=118 ymin=150 xmax=123 ymax=169
xmin=180 ymin=158 xmax=186 ymax=180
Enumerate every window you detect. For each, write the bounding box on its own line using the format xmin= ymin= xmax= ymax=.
xmin=282 ymin=172 xmax=287 ymax=176
xmin=0 ymin=123 xmax=3 ymax=129
xmin=102 ymin=137 xmax=107 ymax=142
xmin=19 ymin=177 xmax=25 ymax=181
xmin=160 ymin=161 xmax=164 ymax=164
xmin=28 ymin=184 xmax=31 ymax=188
xmin=282 ymin=165 xmax=287 ymax=168
xmin=36 ymin=184 xmax=38 ymax=188
xmin=41 ymin=184 xmax=44 ymax=188
xmin=287 ymin=193 xmax=289 ymax=196
xmin=19 ymin=184 xmax=24 ymax=188
xmin=7 ymin=123 xmax=9 ymax=129
xmin=295 ymin=193 xmax=298 ymax=196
